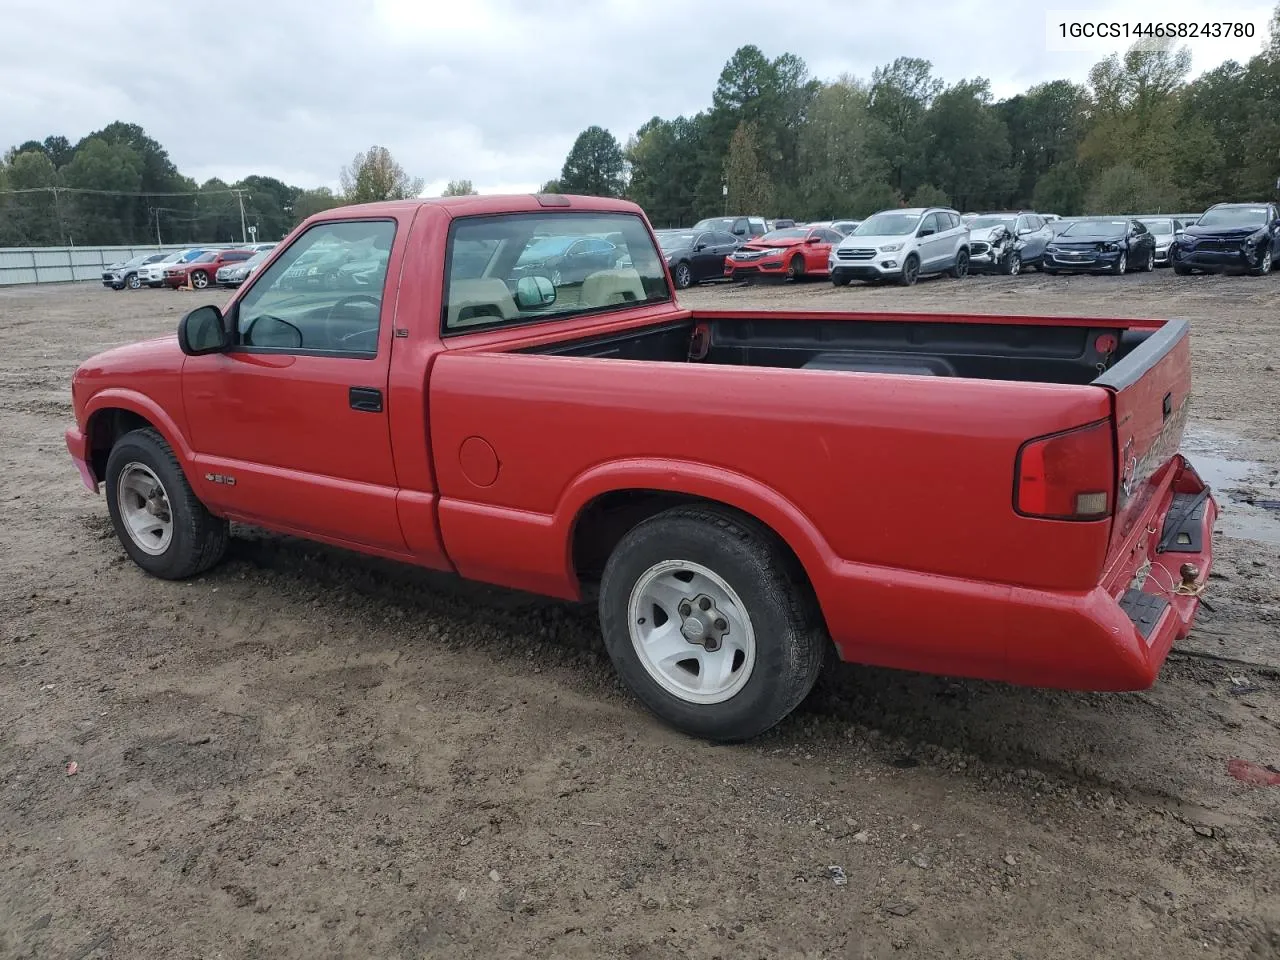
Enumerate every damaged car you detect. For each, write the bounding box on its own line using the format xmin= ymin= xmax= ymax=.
xmin=966 ymin=212 xmax=1054 ymax=275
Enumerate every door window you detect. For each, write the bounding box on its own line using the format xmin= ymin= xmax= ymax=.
xmin=919 ymin=214 xmax=940 ymax=235
xmin=234 ymin=219 xmax=396 ymax=358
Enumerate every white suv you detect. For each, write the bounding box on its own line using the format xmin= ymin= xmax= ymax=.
xmin=829 ymin=207 xmax=970 ymax=286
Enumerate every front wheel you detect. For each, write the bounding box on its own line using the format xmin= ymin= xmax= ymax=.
xmin=598 ymin=505 xmax=827 ymax=742
xmin=831 ymin=274 xmax=851 ymax=287
xmin=1173 ymin=262 xmax=1192 ymax=275
xmin=949 ymin=249 xmax=969 ymax=279
xmin=1112 ymin=252 xmax=1128 ymax=276
xmin=788 ymin=256 xmax=805 ymax=280
xmin=104 ymin=428 xmax=229 ymax=580
xmin=1143 ymin=249 xmax=1155 ymax=272
xmin=1251 ymin=248 xmax=1273 ymax=276
xmin=1003 ymin=251 xmax=1021 ymax=276
xmin=191 ymin=270 xmax=210 ymax=289
xmin=898 ymin=254 xmax=920 ymax=286
xmin=127 ymin=272 xmax=141 ymax=289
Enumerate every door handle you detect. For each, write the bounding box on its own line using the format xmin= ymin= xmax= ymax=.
xmin=349 ymin=386 xmax=383 ymax=413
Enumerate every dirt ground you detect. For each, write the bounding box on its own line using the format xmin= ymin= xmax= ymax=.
xmin=1 ymin=272 xmax=1278 ymax=960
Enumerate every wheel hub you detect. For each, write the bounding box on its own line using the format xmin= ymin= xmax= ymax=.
xmin=678 ymin=593 xmax=729 ymax=652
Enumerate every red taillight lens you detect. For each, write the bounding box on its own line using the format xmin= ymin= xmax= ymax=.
xmin=1015 ymin=420 xmax=1114 ymax=520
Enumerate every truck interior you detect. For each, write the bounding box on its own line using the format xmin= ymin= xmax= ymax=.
xmin=519 ymin=314 xmax=1164 ymax=386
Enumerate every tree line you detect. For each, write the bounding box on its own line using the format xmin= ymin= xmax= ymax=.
xmin=550 ymin=9 xmax=1280 ymax=227
xmin=3 ymin=8 xmax=1279 ymax=246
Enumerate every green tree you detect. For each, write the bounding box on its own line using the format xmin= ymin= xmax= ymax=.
xmin=60 ymin=137 xmax=145 ymax=243
xmin=626 ymin=114 xmax=707 ymax=226
xmin=788 ymin=78 xmax=890 ymax=219
xmin=293 ymin=187 xmax=342 ymax=223
xmin=908 ymin=183 xmax=950 ymax=207
xmin=340 ymin=145 xmax=424 ymax=203
xmin=997 ymin=80 xmax=1088 ymax=207
xmin=723 ymin=121 xmax=774 ymax=214
xmin=922 ymin=78 xmax=1012 ymax=211
xmin=868 ymin=57 xmax=942 ymax=195
xmin=3 ymin=149 xmax=59 ymax=244
xmin=539 ymin=179 xmax=563 ymax=194
xmin=441 ymin=179 xmax=478 ymax=196
xmin=559 ymin=126 xmax=627 ymax=197
xmin=1032 ymin=161 xmax=1085 ymax=215
xmin=1084 ymin=163 xmax=1177 ymax=213
xmin=235 ymin=175 xmax=299 ymax=241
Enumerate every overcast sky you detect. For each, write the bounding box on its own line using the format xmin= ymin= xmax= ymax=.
xmin=2 ymin=0 xmax=1273 ymax=196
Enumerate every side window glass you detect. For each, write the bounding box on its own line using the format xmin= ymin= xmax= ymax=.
xmin=235 ymin=220 xmax=396 ymax=358
xmin=920 ymin=214 xmax=939 ymax=234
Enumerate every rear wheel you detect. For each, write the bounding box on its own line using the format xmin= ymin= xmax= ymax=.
xmin=673 ymin=261 xmax=693 ymax=289
xmin=598 ymin=505 xmax=827 ymax=742
xmin=899 ymin=254 xmax=920 ymax=286
xmin=104 ymin=428 xmax=229 ymax=580
xmin=949 ymin=249 xmax=969 ymax=279
xmin=788 ymin=256 xmax=805 ymax=280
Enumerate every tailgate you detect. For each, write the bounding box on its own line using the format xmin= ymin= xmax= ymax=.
xmin=1096 ymin=319 xmax=1192 ymax=552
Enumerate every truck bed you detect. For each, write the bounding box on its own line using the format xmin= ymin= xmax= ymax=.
xmin=519 ymin=309 xmax=1164 ymax=387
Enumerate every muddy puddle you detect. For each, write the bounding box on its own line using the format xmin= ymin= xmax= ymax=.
xmin=1183 ymin=426 xmax=1280 ymax=546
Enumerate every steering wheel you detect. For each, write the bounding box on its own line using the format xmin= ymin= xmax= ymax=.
xmin=322 ymin=294 xmax=382 ymax=348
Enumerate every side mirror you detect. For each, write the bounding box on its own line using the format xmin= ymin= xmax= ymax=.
xmin=694 ymin=242 xmax=707 ymax=252
xmin=515 ymin=275 xmax=556 ymax=310
xmin=918 ymin=227 xmax=935 ymax=237
xmin=733 ymin=228 xmax=746 ymax=236
xmin=805 ymin=236 xmax=822 ymax=244
xmin=177 ymin=305 xmax=230 ymax=356
xmin=1018 ymin=228 xmax=1033 ymax=236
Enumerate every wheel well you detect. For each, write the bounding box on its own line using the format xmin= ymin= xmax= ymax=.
xmin=570 ymin=489 xmax=815 ymax=597
xmin=87 ymin=408 xmax=153 ymax=480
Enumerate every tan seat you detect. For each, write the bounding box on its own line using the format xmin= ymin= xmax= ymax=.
xmin=447 ymin=278 xmax=518 ymax=328
xmin=580 ymin=268 xmax=647 ymax=308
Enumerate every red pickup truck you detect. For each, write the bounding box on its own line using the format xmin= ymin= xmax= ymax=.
xmin=65 ymin=194 xmax=1217 ymax=742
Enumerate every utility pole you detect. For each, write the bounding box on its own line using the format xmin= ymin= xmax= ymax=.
xmin=232 ymin=189 xmax=248 ymax=244
xmin=51 ymin=186 xmax=67 ymax=246
xmin=153 ymin=207 xmax=163 ymax=247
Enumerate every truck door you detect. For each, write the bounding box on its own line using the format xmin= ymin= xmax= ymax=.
xmin=180 ymin=218 xmax=409 ymax=553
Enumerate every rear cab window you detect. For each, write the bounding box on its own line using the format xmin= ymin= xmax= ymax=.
xmin=442 ymin=212 xmax=671 ymax=333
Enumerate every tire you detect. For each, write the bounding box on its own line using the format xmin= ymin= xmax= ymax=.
xmin=1173 ymin=262 xmax=1192 ymax=276
xmin=1002 ymin=252 xmax=1021 ymax=276
xmin=147 ymin=281 xmax=163 ymax=288
xmin=104 ymin=427 xmax=229 ymax=580
xmin=551 ymin=268 xmax=563 ymax=286
xmin=831 ymin=274 xmax=851 ymax=287
xmin=949 ymin=249 xmax=969 ymax=279
xmin=673 ymin=261 xmax=693 ymax=289
xmin=598 ymin=505 xmax=827 ymax=742
xmin=788 ymin=256 xmax=805 ymax=280
xmin=1143 ymin=249 xmax=1155 ymax=272
xmin=127 ymin=272 xmax=141 ymax=289
xmin=191 ymin=270 xmax=210 ymax=289
xmin=898 ymin=254 xmax=920 ymax=286
xmin=111 ymin=283 xmax=125 ymax=291
xmin=1111 ymin=252 xmax=1127 ymax=276
xmin=1250 ymin=248 xmax=1273 ymax=276
xmin=1043 ymin=267 xmax=1058 ymax=275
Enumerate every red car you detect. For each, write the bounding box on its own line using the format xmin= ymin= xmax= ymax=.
xmin=65 ymin=194 xmax=1215 ymax=743
xmin=724 ymin=225 xmax=844 ymax=280
xmin=163 ymin=249 xmax=254 ymax=290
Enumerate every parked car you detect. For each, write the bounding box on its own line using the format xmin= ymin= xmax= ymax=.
xmin=101 ymin=252 xmax=168 ymax=290
xmin=216 ymin=248 xmax=272 ymax=288
xmin=806 ymin=219 xmax=861 ymax=236
xmin=692 ymin=216 xmax=767 ymax=239
xmin=966 ymin=212 xmax=1054 ymax=275
xmin=64 ymin=194 xmax=1215 ymax=743
xmin=511 ymin=235 xmax=618 ymax=286
xmin=1050 ymin=219 xmax=1078 ymax=236
xmin=723 ymin=225 xmax=844 ymax=281
xmin=656 ymin=229 xmax=740 ymax=288
xmin=163 ymin=249 xmax=255 ymax=289
xmin=769 ymin=218 xmax=797 ymax=230
xmin=1042 ymin=219 xmax=1157 ymax=275
xmin=829 ymin=207 xmax=970 ymax=286
xmin=1170 ymin=202 xmax=1280 ymax=276
xmin=1137 ymin=218 xmax=1185 ymax=267
xmin=137 ymin=248 xmax=209 ymax=288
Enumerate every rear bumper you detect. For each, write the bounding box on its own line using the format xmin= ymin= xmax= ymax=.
xmin=820 ymin=455 xmax=1216 ymax=691
xmin=65 ymin=425 xmax=99 ymax=492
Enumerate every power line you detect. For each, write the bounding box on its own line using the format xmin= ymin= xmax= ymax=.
xmin=0 ymin=186 xmax=244 ymax=197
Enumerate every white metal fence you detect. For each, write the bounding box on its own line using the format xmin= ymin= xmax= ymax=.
xmin=0 ymin=244 xmax=240 ymax=286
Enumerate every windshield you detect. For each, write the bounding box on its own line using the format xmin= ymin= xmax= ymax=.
xmin=1141 ymin=220 xmax=1174 ymax=235
xmin=852 ymin=213 xmax=921 ymax=237
xmin=693 ymin=218 xmax=736 ymax=233
xmin=444 ymin=211 xmax=669 ymax=332
xmin=657 ymin=232 xmax=695 ymax=252
xmin=970 ymin=216 xmax=1016 ymax=230
xmin=195 ymin=252 xmax=218 ymax=263
xmin=178 ymin=250 xmax=207 ymax=263
xmin=243 ymin=250 xmax=270 ymax=267
xmin=1060 ymin=220 xmax=1127 ymax=239
xmin=1196 ymin=206 xmax=1269 ymax=229
xmin=762 ymin=228 xmax=807 ymax=241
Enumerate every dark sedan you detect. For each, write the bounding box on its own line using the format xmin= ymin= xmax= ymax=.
xmin=1042 ymin=219 xmax=1157 ymax=275
xmin=511 ymin=235 xmax=618 ymax=286
xmin=656 ymin=229 xmax=740 ymax=288
xmin=1171 ymin=202 xmax=1279 ymax=276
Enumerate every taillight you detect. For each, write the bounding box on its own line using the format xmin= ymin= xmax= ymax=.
xmin=1015 ymin=419 xmax=1114 ymax=520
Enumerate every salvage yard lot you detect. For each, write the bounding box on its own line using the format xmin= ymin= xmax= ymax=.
xmin=1 ymin=274 xmax=1278 ymax=959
